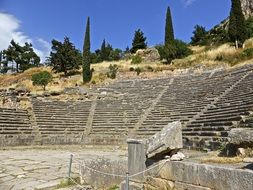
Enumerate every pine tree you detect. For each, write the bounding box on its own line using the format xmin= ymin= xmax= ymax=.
xmin=228 ymin=0 xmax=247 ymax=48
xmin=3 ymin=40 xmax=40 ymax=73
xmin=83 ymin=17 xmax=92 ymax=82
xmin=165 ymin=6 xmax=174 ymax=46
xmin=49 ymin=37 xmax=82 ymax=76
xmin=191 ymin=25 xmax=208 ymax=45
xmin=131 ymin=29 xmax=147 ymax=53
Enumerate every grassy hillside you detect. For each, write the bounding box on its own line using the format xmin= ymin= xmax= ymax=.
xmin=1 ymin=39 xmax=253 ymax=94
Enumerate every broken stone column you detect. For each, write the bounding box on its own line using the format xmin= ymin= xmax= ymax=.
xmin=146 ymin=121 xmax=183 ymax=159
xmin=127 ymin=139 xmax=146 ymax=182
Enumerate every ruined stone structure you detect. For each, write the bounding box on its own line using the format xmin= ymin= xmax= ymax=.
xmin=0 ymin=64 xmax=253 ymax=150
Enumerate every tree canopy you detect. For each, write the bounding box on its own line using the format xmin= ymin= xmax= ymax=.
xmin=165 ymin=6 xmax=174 ymax=46
xmin=83 ymin=17 xmax=92 ymax=83
xmin=1 ymin=40 xmax=40 ymax=73
xmin=32 ymin=71 xmax=53 ymax=91
xmin=131 ymin=29 xmax=147 ymax=53
xmin=191 ymin=25 xmax=208 ymax=45
xmin=49 ymin=37 xmax=82 ymax=76
xmin=228 ymin=0 xmax=247 ymax=47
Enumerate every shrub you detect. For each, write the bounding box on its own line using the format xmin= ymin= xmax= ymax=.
xmin=131 ymin=55 xmax=142 ymax=64
xmin=242 ymin=48 xmax=253 ymax=57
xmin=31 ymin=71 xmax=53 ymax=91
xmin=135 ymin=67 xmax=141 ymax=75
xmin=106 ymin=64 xmax=118 ymax=79
xmin=215 ymin=54 xmax=223 ymax=61
xmin=173 ymin=40 xmax=193 ymax=59
xmin=155 ymin=40 xmax=192 ymax=64
xmin=146 ymin=66 xmax=154 ymax=72
xmin=129 ymin=67 xmax=135 ymax=72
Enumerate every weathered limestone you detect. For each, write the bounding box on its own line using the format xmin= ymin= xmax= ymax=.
xmin=170 ymin=152 xmax=185 ymax=161
xmin=145 ymin=177 xmax=174 ymax=190
xmin=135 ymin=48 xmax=160 ymax=62
xmin=240 ymin=0 xmax=253 ymax=18
xmin=229 ymin=128 xmax=253 ymax=146
xmin=127 ymin=139 xmax=146 ymax=182
xmin=80 ymin=157 xmax=127 ymax=189
xmin=146 ymin=121 xmax=182 ymax=159
xmin=174 ymin=181 xmax=211 ymax=190
xmin=156 ymin=161 xmax=253 ymax=190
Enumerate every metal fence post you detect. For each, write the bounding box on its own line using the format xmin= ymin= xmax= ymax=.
xmin=126 ymin=172 xmax=129 ymax=190
xmin=68 ymin=154 xmax=73 ymax=179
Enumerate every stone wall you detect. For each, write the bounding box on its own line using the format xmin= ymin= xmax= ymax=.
xmin=146 ymin=160 xmax=253 ymax=190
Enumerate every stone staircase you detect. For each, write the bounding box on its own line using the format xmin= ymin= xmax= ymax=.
xmin=0 ymin=107 xmax=34 ymax=146
xmin=32 ymin=99 xmax=92 ymax=144
xmin=0 ymin=64 xmax=253 ymax=149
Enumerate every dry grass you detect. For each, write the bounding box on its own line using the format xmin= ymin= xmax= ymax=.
xmin=200 ymin=156 xmax=243 ymax=164
xmin=2 ymin=39 xmax=253 ymax=93
xmin=198 ymin=151 xmax=244 ymax=164
xmin=0 ymin=67 xmax=51 ymax=88
xmin=172 ymin=39 xmax=253 ymax=69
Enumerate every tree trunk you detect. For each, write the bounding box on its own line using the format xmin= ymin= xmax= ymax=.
xmin=235 ymin=39 xmax=239 ymax=49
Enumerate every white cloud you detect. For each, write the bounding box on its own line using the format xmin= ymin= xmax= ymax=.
xmin=0 ymin=12 xmax=50 ymax=62
xmin=183 ymin=0 xmax=197 ymax=7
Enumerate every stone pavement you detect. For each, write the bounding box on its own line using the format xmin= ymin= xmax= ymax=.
xmin=0 ymin=145 xmax=126 ymax=190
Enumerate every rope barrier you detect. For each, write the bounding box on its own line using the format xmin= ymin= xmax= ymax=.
xmin=73 ymin=157 xmax=168 ymax=179
xmin=74 ymin=158 xmax=126 ymax=178
xmin=128 ymin=159 xmax=168 ymax=178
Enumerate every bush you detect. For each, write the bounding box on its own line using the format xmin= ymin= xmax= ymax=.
xmin=129 ymin=67 xmax=135 ymax=72
xmin=131 ymin=55 xmax=142 ymax=64
xmin=173 ymin=40 xmax=193 ymax=59
xmin=242 ymin=48 xmax=253 ymax=57
xmin=156 ymin=40 xmax=192 ymax=64
xmin=215 ymin=54 xmax=223 ymax=61
xmin=31 ymin=71 xmax=53 ymax=90
xmin=135 ymin=67 xmax=141 ymax=75
xmin=106 ymin=64 xmax=118 ymax=79
xmin=146 ymin=66 xmax=154 ymax=72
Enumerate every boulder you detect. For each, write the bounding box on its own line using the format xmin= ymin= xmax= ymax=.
xmin=146 ymin=121 xmax=183 ymax=159
xmin=146 ymin=177 xmax=174 ymax=190
xmin=228 ymin=128 xmax=253 ymax=146
xmin=170 ymin=152 xmax=185 ymax=161
xmin=136 ymin=48 xmax=160 ymax=62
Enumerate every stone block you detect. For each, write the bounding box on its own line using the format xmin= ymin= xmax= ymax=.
xmin=127 ymin=139 xmax=146 ymax=182
xmin=157 ymin=161 xmax=253 ymax=190
xmin=120 ymin=180 xmax=144 ymax=190
xmin=146 ymin=176 xmax=174 ymax=190
xmin=174 ymin=181 xmax=211 ymax=190
xmin=229 ymin=128 xmax=253 ymax=146
xmin=146 ymin=121 xmax=182 ymax=159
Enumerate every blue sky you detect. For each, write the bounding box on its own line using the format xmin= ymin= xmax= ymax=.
xmin=0 ymin=0 xmax=231 ymax=61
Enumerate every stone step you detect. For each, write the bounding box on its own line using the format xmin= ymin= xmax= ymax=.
xmin=183 ymin=126 xmax=231 ymax=132
xmin=196 ymin=113 xmax=241 ymax=121
xmin=0 ymin=123 xmax=31 ymax=127
xmin=183 ymin=131 xmax=229 ymax=137
xmin=37 ymin=124 xmax=85 ymax=128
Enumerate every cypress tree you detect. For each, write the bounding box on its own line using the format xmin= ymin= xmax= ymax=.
xmin=228 ymin=0 xmax=247 ymax=48
xmin=165 ymin=6 xmax=174 ymax=46
xmin=83 ymin=17 xmax=92 ymax=82
xmin=100 ymin=39 xmax=107 ymax=61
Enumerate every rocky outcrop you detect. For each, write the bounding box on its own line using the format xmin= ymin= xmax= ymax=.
xmin=135 ymin=48 xmax=160 ymax=62
xmin=241 ymin=0 xmax=253 ymax=18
